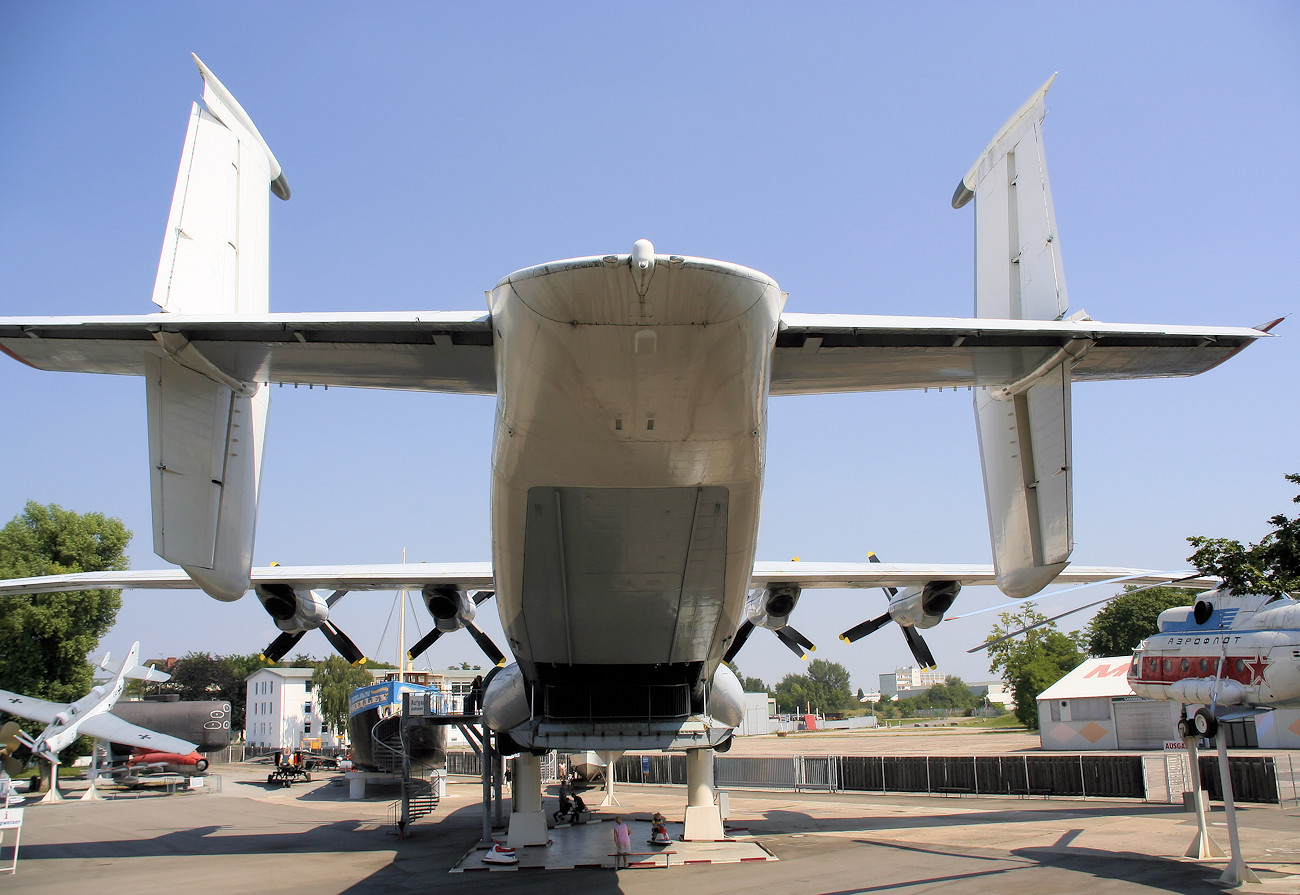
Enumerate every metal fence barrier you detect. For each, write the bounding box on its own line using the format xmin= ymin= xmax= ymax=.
xmin=437 ymin=750 xmax=1283 ymax=804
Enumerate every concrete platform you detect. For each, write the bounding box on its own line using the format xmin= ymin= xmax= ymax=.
xmin=451 ymin=815 xmax=776 ymax=871
xmin=2 ymin=756 xmax=1298 ymax=894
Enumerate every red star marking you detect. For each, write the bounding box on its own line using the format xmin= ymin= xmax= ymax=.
xmin=1244 ymin=654 xmax=1270 ymax=685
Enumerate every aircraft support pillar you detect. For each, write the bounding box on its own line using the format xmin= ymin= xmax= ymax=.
xmin=37 ymin=763 xmax=63 ymax=804
xmin=506 ymin=752 xmax=548 ymax=847
xmin=598 ymin=750 xmax=622 ymax=807
xmin=1215 ymin=732 xmax=1260 ymax=886
xmin=1182 ymin=734 xmax=1224 ymax=860
xmin=682 ymin=748 xmax=725 ymax=841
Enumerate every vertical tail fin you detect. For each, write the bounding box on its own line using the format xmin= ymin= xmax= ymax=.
xmin=146 ymin=56 xmax=285 ymax=602
xmin=957 ymin=76 xmax=1075 ymax=598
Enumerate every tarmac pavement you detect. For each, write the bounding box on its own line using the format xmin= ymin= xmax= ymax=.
xmin=0 ymin=755 xmax=1296 ymax=894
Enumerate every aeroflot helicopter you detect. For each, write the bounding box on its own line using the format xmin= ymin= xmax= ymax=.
xmin=1127 ymin=588 xmax=1300 ymax=737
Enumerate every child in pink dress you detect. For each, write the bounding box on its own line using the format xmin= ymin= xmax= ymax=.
xmin=612 ymin=816 xmax=632 ymax=868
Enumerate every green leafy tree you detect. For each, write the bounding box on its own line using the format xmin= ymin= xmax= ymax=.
xmin=312 ymin=656 xmax=375 ymax=740
xmin=727 ymin=664 xmax=770 ymax=694
xmin=774 ymin=660 xmax=854 ymax=714
xmin=984 ymin=603 xmax=1084 ymax=729
xmin=914 ymin=676 xmax=980 ymax=713
xmin=166 ymin=652 xmax=248 ymax=728
xmin=1084 ymin=586 xmax=1197 ymax=657
xmin=0 ymin=502 xmax=130 ymax=753
xmin=1188 ymin=472 xmax=1300 ymax=596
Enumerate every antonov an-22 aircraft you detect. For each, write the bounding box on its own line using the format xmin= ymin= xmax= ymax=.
xmin=0 ymin=59 xmax=1273 ymax=840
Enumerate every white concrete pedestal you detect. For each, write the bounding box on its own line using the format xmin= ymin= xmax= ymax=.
xmin=506 ymin=753 xmax=550 ymax=847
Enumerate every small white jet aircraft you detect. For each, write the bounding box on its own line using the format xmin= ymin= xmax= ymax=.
xmin=1128 ymin=588 xmax=1300 ymax=737
xmin=0 ymin=59 xmax=1275 ymax=839
xmin=0 ymin=642 xmax=198 ymax=795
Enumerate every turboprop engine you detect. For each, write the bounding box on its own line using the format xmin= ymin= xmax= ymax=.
xmin=881 ymin=580 xmax=962 ymax=630
xmin=407 ymin=586 xmax=506 ymax=666
xmin=253 ymin=582 xmax=364 ymax=663
xmin=723 ymin=585 xmax=817 ymax=662
xmin=840 ymin=557 xmax=962 ymax=670
xmin=255 ymin=583 xmax=328 ymax=634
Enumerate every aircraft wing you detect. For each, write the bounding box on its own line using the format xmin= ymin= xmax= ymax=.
xmin=0 ymin=689 xmax=64 ymax=725
xmin=0 ymin=561 xmax=1212 ymax=598
xmin=749 ymin=562 xmax=1217 ymax=590
xmin=0 ymin=563 xmax=496 ymax=597
xmin=0 ymin=312 xmax=496 ymax=394
xmin=770 ymin=314 xmax=1276 ymax=395
xmin=78 ymin=714 xmax=197 ymax=756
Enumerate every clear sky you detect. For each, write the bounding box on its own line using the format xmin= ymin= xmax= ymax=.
xmin=0 ymin=2 xmax=1296 ymax=695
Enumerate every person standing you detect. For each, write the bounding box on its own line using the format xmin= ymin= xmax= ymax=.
xmin=612 ymin=815 xmax=632 ymax=868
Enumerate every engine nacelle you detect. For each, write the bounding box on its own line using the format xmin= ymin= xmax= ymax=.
xmin=254 ymin=583 xmax=328 ymax=634
xmin=888 ymin=580 xmax=961 ymax=630
xmin=422 ymin=585 xmax=476 ymax=634
xmin=709 ymin=662 xmax=745 ymax=728
xmin=744 ymin=585 xmax=803 ymax=630
xmin=481 ymin=663 xmax=529 ymax=732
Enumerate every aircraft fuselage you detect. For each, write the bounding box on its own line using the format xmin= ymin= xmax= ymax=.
xmin=487 ymin=249 xmax=783 ymax=726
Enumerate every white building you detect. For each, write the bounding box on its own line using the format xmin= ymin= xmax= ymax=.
xmin=880 ymin=666 xmax=949 ymax=697
xmin=245 ymin=667 xmax=339 ymax=751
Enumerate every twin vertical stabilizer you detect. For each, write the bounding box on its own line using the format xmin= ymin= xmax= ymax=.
xmin=957 ymin=74 xmax=1075 ymax=598
xmin=146 ymin=56 xmax=285 ymax=601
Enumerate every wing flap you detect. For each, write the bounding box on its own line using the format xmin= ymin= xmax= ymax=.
xmin=749 ymin=562 xmax=1216 ymax=590
xmin=0 ymin=563 xmax=495 ymax=597
xmin=770 ymin=314 xmax=1269 ymax=395
xmin=0 ymin=313 xmax=497 ymax=394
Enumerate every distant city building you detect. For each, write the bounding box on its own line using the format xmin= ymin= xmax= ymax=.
xmin=879 ymin=666 xmax=952 ymax=698
xmin=878 ymin=666 xmax=1014 ymax=710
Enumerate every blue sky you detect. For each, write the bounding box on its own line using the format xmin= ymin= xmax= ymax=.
xmin=1 ymin=3 xmax=1296 ymax=694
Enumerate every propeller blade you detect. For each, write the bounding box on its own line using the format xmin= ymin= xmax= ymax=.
xmin=407 ymin=628 xmax=445 ymax=662
xmin=774 ymin=627 xmax=810 ymax=660
xmin=867 ymin=551 xmax=898 ymax=598
xmin=0 ymin=721 xmax=20 ymax=754
xmin=465 ymin=622 xmax=507 ymax=667
xmin=472 ymin=591 xmax=496 ymax=606
xmin=723 ymin=620 xmax=756 ymax=664
xmin=839 ymin=612 xmax=893 ymax=644
xmin=262 ymin=630 xmax=306 ymax=663
xmin=902 ymin=625 xmax=937 ymax=670
xmin=2 ymin=756 xmax=21 ymax=777
xmin=321 ymin=622 xmax=366 ymax=665
xmin=780 ymin=625 xmax=816 ymax=652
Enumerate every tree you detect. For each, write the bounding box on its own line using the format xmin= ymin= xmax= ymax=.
xmin=773 ymin=660 xmax=854 ymax=715
xmin=312 ymin=656 xmax=375 ymax=740
xmin=166 ymin=652 xmax=248 ymax=728
xmin=1188 ymin=472 xmax=1300 ymax=596
xmin=727 ymin=664 xmax=770 ymax=694
xmin=1084 ymin=586 xmax=1197 ymax=657
xmin=984 ymin=603 xmax=1084 ymax=729
xmin=0 ymin=502 xmax=130 ymax=729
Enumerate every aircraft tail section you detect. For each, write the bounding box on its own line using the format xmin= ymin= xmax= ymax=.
xmin=146 ymin=56 xmax=283 ymax=602
xmin=958 ymin=75 xmax=1074 ymax=598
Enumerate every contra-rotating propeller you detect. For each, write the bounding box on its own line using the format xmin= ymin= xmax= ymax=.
xmin=407 ymin=588 xmax=506 ymax=667
xmin=257 ymin=583 xmax=367 ymax=665
xmin=839 ymin=552 xmax=958 ymax=671
xmin=723 ymin=585 xmax=817 ymax=663
xmin=0 ymin=721 xmax=23 ymax=777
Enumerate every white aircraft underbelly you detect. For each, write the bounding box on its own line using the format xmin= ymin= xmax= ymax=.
xmin=487 ymin=254 xmax=783 ymax=677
